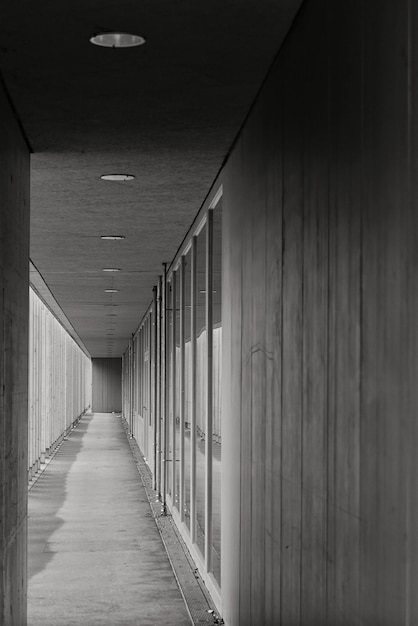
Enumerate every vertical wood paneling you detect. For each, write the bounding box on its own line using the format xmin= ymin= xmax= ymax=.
xmin=263 ymin=77 xmax=283 ymax=625
xmin=248 ymin=113 xmax=267 ymax=626
xmin=279 ymin=35 xmax=306 ymax=622
xmin=327 ymin=2 xmax=362 ymax=622
xmin=406 ymin=1 xmax=418 ymax=621
xmin=0 ymin=79 xmax=30 ymax=624
xmin=221 ymin=1 xmax=418 ymax=624
xmin=0 ymin=89 xmax=29 ymax=625
xmin=280 ymin=123 xmax=303 ymax=626
xmin=221 ymin=164 xmax=242 ymax=626
xmin=361 ymin=3 xmax=409 ymax=624
xmin=300 ymin=11 xmax=329 ymax=620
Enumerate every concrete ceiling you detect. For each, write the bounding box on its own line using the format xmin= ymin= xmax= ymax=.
xmin=0 ymin=0 xmax=302 ymax=357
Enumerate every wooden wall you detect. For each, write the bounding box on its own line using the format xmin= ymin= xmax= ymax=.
xmin=92 ymin=358 xmax=122 ymax=412
xmin=0 ymin=80 xmax=30 ymax=624
xmin=221 ymin=0 xmax=418 ymax=624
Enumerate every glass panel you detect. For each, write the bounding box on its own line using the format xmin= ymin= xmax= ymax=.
xmin=211 ymin=199 xmax=222 ymax=584
xmin=146 ymin=319 xmax=150 ymax=426
xmin=195 ymin=224 xmax=206 ymax=556
xmin=174 ymin=269 xmax=181 ymax=511
xmin=149 ymin=314 xmax=153 ymax=427
xmin=184 ymin=249 xmax=192 ymax=530
xmin=146 ymin=322 xmax=149 ymax=418
xmin=167 ymin=281 xmax=173 ymax=496
xmin=135 ymin=335 xmax=139 ymax=416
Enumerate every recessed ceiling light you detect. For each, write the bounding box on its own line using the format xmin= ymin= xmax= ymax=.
xmin=90 ymin=32 xmax=146 ymax=48
xmin=101 ymin=235 xmax=125 ymax=240
xmin=105 ymin=289 xmax=119 ymax=293
xmin=103 ymin=268 xmax=121 ymax=272
xmin=100 ymin=174 xmax=135 ymax=181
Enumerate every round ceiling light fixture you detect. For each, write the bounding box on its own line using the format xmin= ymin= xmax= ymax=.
xmin=90 ymin=32 xmax=146 ymax=48
xmin=100 ymin=235 xmax=125 ymax=240
xmin=100 ymin=174 xmax=135 ymax=181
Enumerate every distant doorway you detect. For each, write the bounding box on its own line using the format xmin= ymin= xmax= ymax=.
xmin=92 ymin=358 xmax=122 ymax=412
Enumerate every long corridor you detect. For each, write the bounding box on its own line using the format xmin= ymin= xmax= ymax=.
xmin=27 ymin=413 xmax=192 ymax=626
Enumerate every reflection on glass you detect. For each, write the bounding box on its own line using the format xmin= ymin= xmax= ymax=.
xmin=149 ymin=314 xmax=153 ymax=427
xmin=196 ymin=224 xmax=206 ymax=557
xmin=175 ymin=269 xmax=181 ymax=511
xmin=184 ymin=250 xmax=192 ymax=530
xmin=167 ymin=281 xmax=173 ymax=496
xmin=211 ymin=200 xmax=222 ymax=584
xmin=145 ymin=319 xmax=149 ymax=427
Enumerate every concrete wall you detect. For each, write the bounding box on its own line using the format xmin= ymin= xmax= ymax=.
xmin=222 ymin=1 xmax=418 ymax=624
xmin=0 ymin=80 xmax=30 ymax=623
xmin=92 ymin=358 xmax=122 ymax=412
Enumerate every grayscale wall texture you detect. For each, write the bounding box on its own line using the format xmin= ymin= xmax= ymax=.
xmin=0 ymin=80 xmax=30 ymax=624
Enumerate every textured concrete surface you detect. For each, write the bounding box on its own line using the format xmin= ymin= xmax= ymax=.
xmin=28 ymin=413 xmax=191 ymax=625
xmin=0 ymin=80 xmax=30 ymax=625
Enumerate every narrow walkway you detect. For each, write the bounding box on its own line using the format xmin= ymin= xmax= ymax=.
xmin=27 ymin=413 xmax=192 ymax=626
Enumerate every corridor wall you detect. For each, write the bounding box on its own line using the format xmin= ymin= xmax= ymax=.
xmin=0 ymin=76 xmax=30 ymax=626
xmin=221 ymin=0 xmax=418 ymax=624
xmin=28 ymin=287 xmax=92 ymax=479
xmin=122 ymin=1 xmax=418 ymax=623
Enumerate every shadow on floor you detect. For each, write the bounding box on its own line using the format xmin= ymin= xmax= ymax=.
xmin=28 ymin=416 xmax=93 ymax=580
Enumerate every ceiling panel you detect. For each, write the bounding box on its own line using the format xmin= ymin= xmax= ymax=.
xmin=1 ymin=0 xmax=302 ymax=356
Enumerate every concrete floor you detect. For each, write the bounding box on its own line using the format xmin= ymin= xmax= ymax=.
xmin=27 ymin=413 xmax=192 ymax=626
